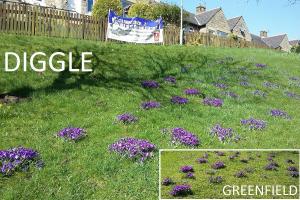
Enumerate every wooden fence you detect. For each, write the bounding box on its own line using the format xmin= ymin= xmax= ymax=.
xmin=0 ymin=1 xmax=267 ymax=48
xmin=185 ymin=32 xmax=269 ymax=49
xmin=0 ymin=1 xmax=180 ymax=45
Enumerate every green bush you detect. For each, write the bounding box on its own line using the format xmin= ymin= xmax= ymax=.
xmin=92 ymin=0 xmax=122 ymax=18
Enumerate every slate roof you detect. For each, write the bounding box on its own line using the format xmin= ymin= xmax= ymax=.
xmin=227 ymin=16 xmax=241 ymax=30
xmin=184 ymin=8 xmax=221 ymax=26
xmin=289 ymin=40 xmax=300 ymax=46
xmin=251 ymin=34 xmax=268 ymax=46
xmin=262 ymin=34 xmax=287 ymax=49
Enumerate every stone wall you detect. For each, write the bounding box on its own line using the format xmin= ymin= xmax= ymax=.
xmin=231 ymin=17 xmax=252 ymax=42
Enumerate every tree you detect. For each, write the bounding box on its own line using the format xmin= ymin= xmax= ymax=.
xmin=92 ymin=0 xmax=122 ymax=18
xmin=128 ymin=2 xmax=182 ymax=26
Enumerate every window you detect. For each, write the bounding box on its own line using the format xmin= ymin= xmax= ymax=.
xmin=217 ymin=31 xmax=228 ymax=37
xmin=87 ymin=0 xmax=93 ymax=12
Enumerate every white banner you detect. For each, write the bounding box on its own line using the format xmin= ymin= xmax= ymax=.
xmin=107 ymin=10 xmax=164 ymax=44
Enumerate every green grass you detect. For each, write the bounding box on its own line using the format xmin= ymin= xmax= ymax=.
xmin=160 ymin=151 xmax=299 ymax=199
xmin=0 ymin=34 xmax=300 ymax=199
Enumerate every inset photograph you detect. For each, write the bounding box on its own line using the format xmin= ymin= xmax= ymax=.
xmin=160 ymin=150 xmax=299 ymax=199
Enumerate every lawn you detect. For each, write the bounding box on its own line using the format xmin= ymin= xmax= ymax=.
xmin=0 ymin=34 xmax=300 ymax=199
xmin=160 ymin=151 xmax=299 ymax=199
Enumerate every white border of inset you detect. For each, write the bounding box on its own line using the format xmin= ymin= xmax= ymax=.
xmin=159 ymin=149 xmax=300 ymax=200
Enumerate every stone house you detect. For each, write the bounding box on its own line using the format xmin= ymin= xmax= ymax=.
xmin=289 ymin=40 xmax=300 ymax=47
xmin=227 ymin=16 xmax=251 ymax=41
xmin=251 ymin=31 xmax=291 ymax=52
xmin=184 ymin=5 xmax=231 ymax=37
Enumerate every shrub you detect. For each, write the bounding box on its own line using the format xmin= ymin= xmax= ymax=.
xmin=92 ymin=0 xmax=122 ymax=18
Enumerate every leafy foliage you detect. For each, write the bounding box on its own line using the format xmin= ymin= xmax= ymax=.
xmin=92 ymin=0 xmax=122 ymax=18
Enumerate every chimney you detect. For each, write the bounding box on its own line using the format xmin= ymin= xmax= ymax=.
xmin=196 ymin=5 xmax=206 ymax=15
xmin=260 ymin=31 xmax=268 ymax=38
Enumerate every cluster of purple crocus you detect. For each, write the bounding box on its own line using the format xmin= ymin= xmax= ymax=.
xmin=221 ymin=91 xmax=238 ymax=99
xmin=141 ymin=80 xmax=160 ymax=88
xmin=0 ymin=147 xmax=43 ymax=176
xmin=287 ymin=166 xmax=299 ymax=178
xmin=184 ymin=88 xmax=200 ymax=95
xmin=171 ymin=96 xmax=189 ymax=104
xmin=210 ymin=124 xmax=233 ymax=142
xmin=109 ymin=137 xmax=156 ymax=162
xmin=284 ymin=91 xmax=300 ymax=100
xmin=203 ymin=98 xmax=223 ymax=107
xmin=241 ymin=118 xmax=266 ymax=130
xmin=117 ymin=113 xmax=138 ymax=124
xmin=180 ymin=165 xmax=194 ymax=173
xmin=164 ymin=76 xmax=176 ymax=84
xmin=171 ymin=128 xmax=200 ymax=147
xmin=170 ymin=184 xmax=192 ymax=197
xmin=141 ymin=101 xmax=160 ymax=110
xmin=162 ymin=177 xmax=174 ymax=186
xmin=57 ymin=127 xmax=87 ymax=141
xmin=209 ymin=176 xmax=223 ymax=184
xmin=264 ymin=162 xmax=279 ymax=171
xmin=263 ymin=81 xmax=279 ymax=89
xmin=270 ymin=109 xmax=290 ymax=119
xmin=211 ymin=161 xmax=226 ymax=169
xmin=252 ymin=90 xmax=267 ymax=97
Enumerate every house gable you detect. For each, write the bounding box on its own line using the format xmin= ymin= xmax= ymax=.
xmin=205 ymin=9 xmax=230 ymax=35
xmin=228 ymin=16 xmax=252 ymax=42
xmin=279 ymin=35 xmax=291 ymax=52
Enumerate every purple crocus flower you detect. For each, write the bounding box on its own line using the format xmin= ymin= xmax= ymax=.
xmin=109 ymin=138 xmax=156 ymax=162
xmin=162 ymin=178 xmax=174 ymax=186
xmin=290 ymin=171 xmax=299 ymax=178
xmin=141 ymin=101 xmax=160 ymax=110
xmin=203 ymin=98 xmax=223 ymax=107
xmin=211 ymin=161 xmax=226 ymax=169
xmin=184 ymin=88 xmax=200 ymax=95
xmin=117 ymin=113 xmax=138 ymax=124
xmin=240 ymin=81 xmax=250 ymax=87
xmin=221 ymin=91 xmax=238 ymax=99
xmin=180 ymin=165 xmax=194 ymax=173
xmin=210 ymin=124 xmax=233 ymax=142
xmin=141 ymin=80 xmax=159 ymax=88
xmin=171 ymin=96 xmax=189 ymax=104
xmin=171 ymin=128 xmax=200 ymax=147
xmin=235 ymin=170 xmax=247 ymax=178
xmin=270 ymin=109 xmax=290 ymax=119
xmin=256 ymin=63 xmax=267 ymax=68
xmin=164 ymin=76 xmax=176 ymax=84
xmin=241 ymin=118 xmax=266 ymax=130
xmin=185 ymin=172 xmax=195 ymax=179
xmin=216 ymin=151 xmax=225 ymax=156
xmin=197 ymin=158 xmax=208 ymax=164
xmin=214 ymin=83 xmax=228 ymax=89
xmin=57 ymin=127 xmax=86 ymax=141
xmin=170 ymin=184 xmax=192 ymax=197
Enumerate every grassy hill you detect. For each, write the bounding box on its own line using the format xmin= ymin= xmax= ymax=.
xmin=0 ymin=34 xmax=300 ymax=199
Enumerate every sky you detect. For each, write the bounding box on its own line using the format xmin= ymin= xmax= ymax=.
xmin=164 ymin=0 xmax=300 ymax=40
